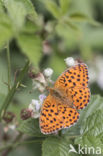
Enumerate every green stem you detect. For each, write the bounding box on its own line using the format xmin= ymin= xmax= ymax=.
xmin=7 ymin=42 xmax=11 ymax=91
xmin=0 ymin=60 xmax=30 ymax=120
xmin=15 ymin=138 xmax=44 ymax=146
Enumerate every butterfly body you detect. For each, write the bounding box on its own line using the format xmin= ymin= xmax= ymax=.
xmin=40 ymin=63 xmax=90 ymax=134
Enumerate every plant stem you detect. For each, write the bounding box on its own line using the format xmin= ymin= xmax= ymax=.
xmin=0 ymin=60 xmax=30 ymax=120
xmin=15 ymin=138 xmax=44 ymax=146
xmin=6 ymin=42 xmax=11 ymax=91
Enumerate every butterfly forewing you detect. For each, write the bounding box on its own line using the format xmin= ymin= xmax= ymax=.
xmin=54 ymin=63 xmax=89 ymax=89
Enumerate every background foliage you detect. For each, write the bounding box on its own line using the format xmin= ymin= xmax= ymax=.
xmin=0 ymin=0 xmax=103 ymax=155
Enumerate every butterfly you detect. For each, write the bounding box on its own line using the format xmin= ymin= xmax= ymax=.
xmin=39 ymin=63 xmax=90 ymax=134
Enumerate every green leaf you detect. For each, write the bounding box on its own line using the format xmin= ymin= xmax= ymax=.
xmin=62 ymin=95 xmax=103 ymax=143
xmin=80 ymin=110 xmax=103 ymax=137
xmin=17 ymin=33 xmax=42 ymax=68
xmin=74 ymin=95 xmax=103 ymax=152
xmin=75 ymin=135 xmax=103 ymax=153
xmin=59 ymin=0 xmax=70 ymax=15
xmin=69 ymin=12 xmax=100 ymax=26
xmin=22 ymin=21 xmax=40 ymax=34
xmin=70 ymin=0 xmax=92 ymax=17
xmin=0 ymin=12 xmax=13 ymax=48
xmin=18 ymin=118 xmax=44 ymax=137
xmin=43 ymin=0 xmax=61 ymax=19
xmin=70 ymin=12 xmax=91 ymax=21
xmin=3 ymin=0 xmax=27 ymax=30
xmin=42 ymin=137 xmax=78 ymax=156
xmin=55 ymin=23 xmax=80 ymax=50
xmin=79 ymin=95 xmax=103 ymax=123
xmin=63 ymin=19 xmax=79 ymax=31
xmin=15 ymin=0 xmax=37 ymax=21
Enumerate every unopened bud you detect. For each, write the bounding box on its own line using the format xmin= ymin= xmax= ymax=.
xmin=64 ymin=57 xmax=75 ymax=67
xmin=3 ymin=112 xmax=15 ymax=124
xmin=44 ymin=68 xmax=53 ymax=77
xmin=20 ymin=109 xmax=33 ymax=120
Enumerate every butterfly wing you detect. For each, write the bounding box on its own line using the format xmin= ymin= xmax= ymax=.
xmin=68 ymin=86 xmax=90 ymax=110
xmin=40 ymin=94 xmax=79 ymax=134
xmin=54 ymin=63 xmax=89 ymax=89
xmin=54 ymin=63 xmax=90 ymax=110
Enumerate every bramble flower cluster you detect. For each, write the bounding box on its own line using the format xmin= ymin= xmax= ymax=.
xmin=29 ymin=68 xmax=54 ymax=92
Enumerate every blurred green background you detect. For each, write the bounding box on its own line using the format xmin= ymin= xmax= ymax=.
xmin=0 ymin=0 xmax=103 ymax=155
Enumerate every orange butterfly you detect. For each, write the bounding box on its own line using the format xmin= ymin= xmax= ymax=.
xmin=39 ymin=63 xmax=90 ymax=134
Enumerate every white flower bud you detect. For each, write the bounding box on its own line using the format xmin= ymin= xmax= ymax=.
xmin=64 ymin=57 xmax=75 ymax=67
xmin=44 ymin=68 xmax=53 ymax=77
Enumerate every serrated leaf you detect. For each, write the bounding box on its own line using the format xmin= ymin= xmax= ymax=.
xmin=17 ymin=118 xmax=44 ymax=137
xmin=43 ymin=0 xmax=61 ymax=19
xmin=74 ymin=95 xmax=103 ymax=152
xmin=42 ymin=137 xmax=79 ymax=156
xmin=17 ymin=33 xmax=42 ymax=68
xmin=75 ymin=135 xmax=103 ymax=151
xmin=80 ymin=110 xmax=103 ymax=137
xmin=79 ymin=95 xmax=103 ymax=123
xmin=3 ymin=0 xmax=27 ymax=30
xmin=63 ymin=95 xmax=103 ymax=139
xmin=0 ymin=12 xmax=13 ymax=48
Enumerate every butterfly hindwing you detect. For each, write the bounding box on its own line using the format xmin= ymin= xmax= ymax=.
xmin=68 ymin=87 xmax=90 ymax=110
xmin=40 ymin=95 xmax=79 ymax=134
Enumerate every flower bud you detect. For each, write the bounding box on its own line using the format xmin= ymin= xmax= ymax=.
xmin=3 ymin=112 xmax=15 ymax=123
xmin=20 ymin=108 xmax=33 ymax=120
xmin=44 ymin=68 xmax=53 ymax=77
xmin=64 ymin=57 xmax=75 ymax=67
